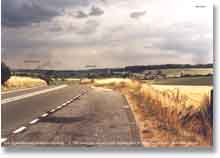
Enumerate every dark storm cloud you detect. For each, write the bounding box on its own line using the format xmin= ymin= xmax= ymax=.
xmin=69 ymin=6 xmax=104 ymax=19
xmin=2 ymin=1 xmax=212 ymax=69
xmin=2 ymin=0 xmax=61 ymax=28
xmin=75 ymin=10 xmax=88 ymax=18
xmin=37 ymin=0 xmax=90 ymax=8
xmin=89 ymin=6 xmax=104 ymax=16
xmin=130 ymin=10 xmax=146 ymax=19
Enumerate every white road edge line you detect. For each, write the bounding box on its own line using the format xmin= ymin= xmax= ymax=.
xmin=13 ymin=126 xmax=27 ymax=134
xmin=1 ymin=85 xmax=45 ymax=95
xmin=1 ymin=138 xmax=8 ymax=143
xmin=29 ymin=118 xmax=40 ymax=124
xmin=1 ymin=85 xmax=68 ymax=104
xmin=2 ymin=92 xmax=86 ymax=138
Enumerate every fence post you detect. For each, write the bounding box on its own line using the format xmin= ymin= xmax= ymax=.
xmin=209 ymin=89 xmax=213 ymax=127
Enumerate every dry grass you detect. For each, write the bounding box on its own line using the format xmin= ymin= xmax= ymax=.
xmin=2 ymin=76 xmax=47 ymax=91
xmin=93 ymin=78 xmax=213 ymax=147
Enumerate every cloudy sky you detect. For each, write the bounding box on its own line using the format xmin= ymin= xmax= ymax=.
xmin=2 ymin=0 xmax=213 ymax=70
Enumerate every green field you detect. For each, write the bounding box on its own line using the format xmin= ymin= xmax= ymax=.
xmin=147 ymin=68 xmax=213 ymax=77
xmin=146 ymin=76 xmax=213 ymax=86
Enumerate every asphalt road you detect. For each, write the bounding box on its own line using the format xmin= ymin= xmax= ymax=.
xmin=1 ymin=86 xmax=48 ymax=100
xmin=1 ymin=84 xmax=84 ymax=138
xmin=2 ymin=85 xmax=141 ymax=147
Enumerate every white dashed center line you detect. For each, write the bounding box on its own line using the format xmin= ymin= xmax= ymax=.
xmin=4 ymin=90 xmax=88 ymax=141
xmin=29 ymin=118 xmax=40 ymax=124
xmin=50 ymin=109 xmax=56 ymax=113
xmin=41 ymin=113 xmax=49 ymax=117
xmin=13 ymin=126 xmax=27 ymax=134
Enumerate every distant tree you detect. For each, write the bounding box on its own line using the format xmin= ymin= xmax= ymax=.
xmin=156 ymin=70 xmax=162 ymax=75
xmin=209 ymin=89 xmax=213 ymax=127
xmin=39 ymin=74 xmax=51 ymax=85
xmin=38 ymin=71 xmax=52 ymax=85
xmin=180 ymin=71 xmax=184 ymax=77
xmin=1 ymin=62 xmax=11 ymax=84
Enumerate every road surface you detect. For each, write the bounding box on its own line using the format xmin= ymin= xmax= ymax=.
xmin=1 ymin=84 xmax=141 ymax=147
xmin=1 ymin=85 xmax=84 ymax=137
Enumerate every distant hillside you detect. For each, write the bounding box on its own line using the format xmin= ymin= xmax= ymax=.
xmin=124 ymin=64 xmax=213 ymax=73
xmin=12 ymin=64 xmax=213 ymax=77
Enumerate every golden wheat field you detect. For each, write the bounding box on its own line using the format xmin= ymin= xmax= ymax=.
xmin=146 ymin=84 xmax=212 ymax=109
xmin=2 ymin=76 xmax=47 ymax=91
xmin=94 ymin=78 xmax=130 ymax=85
xmin=92 ymin=78 xmax=213 ymax=146
xmin=93 ymin=78 xmax=212 ymax=109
